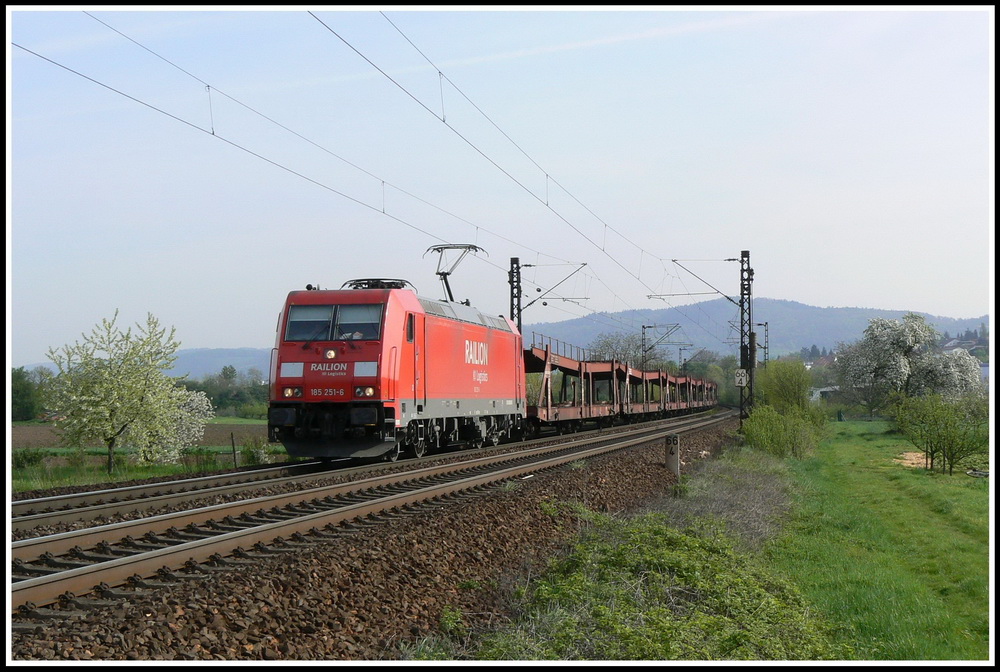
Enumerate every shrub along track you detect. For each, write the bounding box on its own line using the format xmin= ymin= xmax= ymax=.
xmin=10 ymin=419 xmax=739 ymax=661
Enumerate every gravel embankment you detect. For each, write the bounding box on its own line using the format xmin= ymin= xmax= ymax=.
xmin=10 ymin=421 xmax=738 ymax=661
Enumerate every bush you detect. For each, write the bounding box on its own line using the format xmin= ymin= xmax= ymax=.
xmin=240 ymin=435 xmax=271 ymax=466
xmin=742 ymin=405 xmax=824 ymax=459
xmin=182 ymin=446 xmax=219 ymax=473
xmin=13 ymin=447 xmax=50 ymax=470
xmin=236 ymin=402 xmax=268 ymax=420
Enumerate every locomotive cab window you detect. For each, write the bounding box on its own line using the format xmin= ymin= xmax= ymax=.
xmin=285 ymin=305 xmax=334 ymax=342
xmin=284 ymin=304 xmax=383 ymax=342
xmin=336 ymin=304 xmax=382 ymax=340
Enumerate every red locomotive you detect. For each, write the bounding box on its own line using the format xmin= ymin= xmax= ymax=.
xmin=268 ymin=278 xmax=718 ymax=462
xmin=267 ymin=279 xmax=526 ymax=461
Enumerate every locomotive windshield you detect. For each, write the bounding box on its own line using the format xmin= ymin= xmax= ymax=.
xmin=284 ymin=304 xmax=383 ymax=342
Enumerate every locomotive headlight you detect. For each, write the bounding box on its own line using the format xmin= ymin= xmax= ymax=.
xmin=323 ymin=349 xmax=337 ymax=359
xmin=354 ymin=386 xmax=376 ymax=397
xmin=283 ymin=387 xmax=303 ymax=398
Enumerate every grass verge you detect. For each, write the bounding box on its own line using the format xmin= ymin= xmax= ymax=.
xmin=764 ymin=420 xmax=990 ymax=660
xmin=404 ymin=420 xmax=990 ymax=661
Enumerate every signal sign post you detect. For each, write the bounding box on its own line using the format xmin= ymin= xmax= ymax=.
xmin=735 ymin=369 xmax=749 ymax=388
xmin=665 ymin=434 xmax=680 ymax=478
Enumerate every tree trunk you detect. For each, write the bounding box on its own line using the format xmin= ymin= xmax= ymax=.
xmin=105 ymin=436 xmax=117 ymax=475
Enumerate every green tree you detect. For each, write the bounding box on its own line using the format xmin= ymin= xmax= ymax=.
xmin=11 ymin=367 xmax=41 ymax=421
xmin=44 ymin=311 xmax=211 ymax=473
xmin=893 ymin=392 xmax=989 ymax=474
xmin=756 ymin=359 xmax=812 ymax=415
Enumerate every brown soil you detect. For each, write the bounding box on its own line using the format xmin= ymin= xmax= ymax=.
xmin=893 ymin=451 xmax=927 ymax=468
xmin=11 ymin=423 xmax=267 ymax=450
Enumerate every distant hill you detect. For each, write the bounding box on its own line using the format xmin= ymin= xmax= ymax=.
xmin=172 ymin=348 xmax=272 ymax=380
xmin=22 ymin=300 xmax=987 ymax=378
xmin=21 ymin=348 xmax=273 ymax=381
xmin=521 ymin=298 xmax=989 ymax=360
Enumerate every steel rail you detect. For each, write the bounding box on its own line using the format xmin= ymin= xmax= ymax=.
xmin=12 ymin=412 xmax=734 ymax=611
xmin=12 ymin=412 xmax=725 ymax=561
xmin=12 ymin=412 xmax=731 ymax=611
xmin=11 ymin=460 xmax=329 ymax=518
xmin=12 ymin=410 xmax=720 ymax=531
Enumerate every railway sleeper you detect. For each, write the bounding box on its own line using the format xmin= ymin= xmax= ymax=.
xmin=241 ymin=512 xmax=284 ymax=524
xmin=165 ymin=526 xmax=216 ymax=541
xmin=58 ymin=593 xmax=121 ymax=612
xmin=231 ymin=546 xmax=279 ymax=561
xmin=284 ymin=503 xmax=325 ymax=514
xmin=38 ymin=552 xmax=91 ymax=570
xmin=11 ymin=559 xmax=60 ymax=578
xmin=95 ymin=582 xmax=138 ymax=600
xmin=140 ymin=533 xmax=191 ymax=547
xmin=69 ymin=546 xmax=126 ymax=563
xmin=120 ymin=536 xmax=171 ymax=552
xmin=285 ymin=532 xmax=322 ymax=546
xmin=16 ymin=605 xmax=86 ymax=621
xmin=307 ymin=525 xmax=343 ymax=539
xmin=157 ymin=567 xmax=208 ymax=583
xmin=208 ymin=519 xmax=251 ymax=532
xmin=207 ymin=553 xmax=260 ymax=567
xmin=255 ymin=539 xmax=299 ymax=554
xmin=94 ymin=541 xmax=133 ymax=557
xmin=127 ymin=573 xmax=180 ymax=590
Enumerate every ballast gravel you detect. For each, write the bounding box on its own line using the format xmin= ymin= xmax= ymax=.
xmin=10 ymin=421 xmax=738 ymax=661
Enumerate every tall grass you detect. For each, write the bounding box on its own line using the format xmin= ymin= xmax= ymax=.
xmin=11 ymin=450 xmax=198 ymax=492
xmin=764 ymin=420 xmax=990 ymax=660
xmin=11 ymin=446 xmax=245 ymax=492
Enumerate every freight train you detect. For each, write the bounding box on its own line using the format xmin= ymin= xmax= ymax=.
xmin=267 ymin=279 xmax=717 ymax=461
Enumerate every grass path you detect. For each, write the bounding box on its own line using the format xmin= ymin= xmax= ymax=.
xmin=765 ymin=421 xmax=990 ymax=660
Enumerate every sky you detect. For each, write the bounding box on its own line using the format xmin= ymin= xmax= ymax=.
xmin=7 ymin=6 xmax=995 ymax=369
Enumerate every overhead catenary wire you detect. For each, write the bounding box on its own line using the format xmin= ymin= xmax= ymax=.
xmin=11 ymin=34 xmax=597 ymax=317
xmin=317 ymin=12 xmax=735 ymax=349
xmin=79 ymin=10 xmax=652 ymax=325
xmin=311 ymin=12 xmax=676 ymax=298
xmin=18 ymin=12 xmax=737 ymax=354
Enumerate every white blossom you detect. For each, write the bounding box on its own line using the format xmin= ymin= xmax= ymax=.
xmin=835 ymin=313 xmax=983 ymax=413
xmin=45 ymin=311 xmax=213 ymax=472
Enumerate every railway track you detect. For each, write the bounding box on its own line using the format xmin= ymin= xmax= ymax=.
xmin=11 ymin=410 xmax=722 ymax=534
xmin=11 ymin=411 xmax=734 ymax=616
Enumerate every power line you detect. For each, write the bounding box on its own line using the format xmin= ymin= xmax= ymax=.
xmin=19 ymin=14 xmax=738 ymax=349
xmin=311 ymin=11 xmax=678 ymax=299
xmin=343 ymin=13 xmax=741 ymax=349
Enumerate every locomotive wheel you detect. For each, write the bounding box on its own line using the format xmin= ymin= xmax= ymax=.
xmin=410 ymin=439 xmax=427 ymax=459
xmin=383 ymin=443 xmax=402 ymax=462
